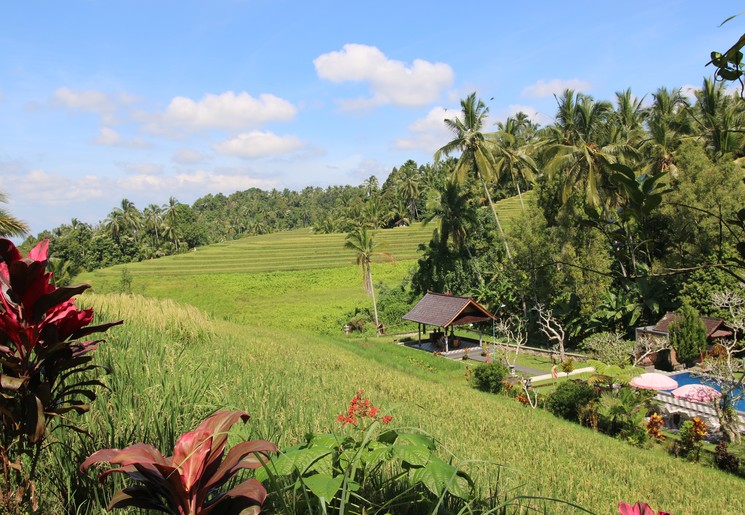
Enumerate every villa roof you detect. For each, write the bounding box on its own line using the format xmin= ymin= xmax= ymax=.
xmin=402 ymin=292 xmax=496 ymax=328
xmin=652 ymin=312 xmax=732 ymax=339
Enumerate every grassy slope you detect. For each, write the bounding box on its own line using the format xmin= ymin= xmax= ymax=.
xmin=72 ymin=293 xmax=745 ymax=515
xmin=72 ymin=194 xmax=742 ymax=514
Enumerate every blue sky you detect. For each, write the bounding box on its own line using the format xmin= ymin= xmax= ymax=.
xmin=1 ymin=0 xmax=743 ymax=235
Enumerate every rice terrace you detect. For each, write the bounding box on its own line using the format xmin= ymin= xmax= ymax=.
xmin=4 ymin=3 xmax=745 ymax=515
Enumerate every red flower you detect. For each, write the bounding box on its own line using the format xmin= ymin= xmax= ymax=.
xmin=337 ymin=390 xmax=392 ymax=427
xmin=381 ymin=416 xmax=393 ymax=425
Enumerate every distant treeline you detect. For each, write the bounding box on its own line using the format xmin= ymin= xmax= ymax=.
xmin=19 ymin=158 xmax=461 ymax=274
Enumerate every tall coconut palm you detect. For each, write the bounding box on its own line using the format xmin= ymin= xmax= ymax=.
xmin=614 ymin=88 xmax=647 ymax=142
xmin=143 ymin=204 xmax=163 ymax=246
xmin=423 ymin=178 xmax=478 ymax=251
xmin=119 ymin=198 xmax=142 ymax=242
xmin=493 ymin=115 xmax=539 ymax=210
xmin=344 ymin=227 xmax=390 ymax=335
xmin=0 ymin=191 xmax=28 ymax=237
xmin=642 ymin=87 xmax=689 ymax=175
xmin=544 ymin=90 xmax=633 ymax=209
xmin=104 ymin=208 xmax=124 ymax=244
xmin=362 ymin=175 xmax=379 ymax=197
xmin=691 ymin=77 xmax=745 ymax=160
xmin=162 ymin=197 xmax=182 ymax=251
xmin=435 ymin=92 xmax=512 ymax=259
xmin=395 ymin=160 xmax=423 ymax=221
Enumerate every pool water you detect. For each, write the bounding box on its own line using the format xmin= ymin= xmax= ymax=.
xmin=670 ymin=372 xmax=745 ymax=411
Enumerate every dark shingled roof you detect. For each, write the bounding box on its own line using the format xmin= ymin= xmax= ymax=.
xmin=402 ymin=292 xmax=496 ymax=328
xmin=652 ymin=312 xmax=732 ymax=339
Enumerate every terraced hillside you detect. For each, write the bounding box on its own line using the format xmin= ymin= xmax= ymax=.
xmin=78 ymin=194 xmax=529 ymax=332
xmin=84 ymin=194 xmax=529 ymax=278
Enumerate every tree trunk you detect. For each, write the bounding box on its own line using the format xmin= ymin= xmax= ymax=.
xmin=481 ymin=179 xmax=512 ymax=261
xmin=368 ymin=266 xmax=381 ymax=336
xmin=716 ymin=402 xmax=742 ymax=445
xmin=516 ymin=182 xmax=525 ymax=211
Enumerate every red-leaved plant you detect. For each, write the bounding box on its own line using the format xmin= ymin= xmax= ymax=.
xmin=81 ymin=410 xmax=278 ymax=514
xmin=0 ymin=238 xmax=122 ymax=510
xmin=618 ymin=501 xmax=671 ymax=515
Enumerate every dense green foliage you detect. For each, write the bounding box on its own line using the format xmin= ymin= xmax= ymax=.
xmin=469 ymin=362 xmax=510 ymax=394
xmin=546 ymin=381 xmax=599 ymax=422
xmin=669 ymin=303 xmax=708 ymax=365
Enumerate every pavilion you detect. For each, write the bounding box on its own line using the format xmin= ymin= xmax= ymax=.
xmin=402 ymin=291 xmax=497 ymax=352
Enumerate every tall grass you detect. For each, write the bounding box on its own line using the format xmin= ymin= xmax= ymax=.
xmin=40 ymin=293 xmax=745 ymax=514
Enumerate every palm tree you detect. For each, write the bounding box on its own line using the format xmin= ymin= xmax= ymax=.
xmin=104 ymin=208 xmax=124 ymax=244
xmin=162 ymin=197 xmax=182 ymax=251
xmin=435 ymin=92 xmax=512 ymax=259
xmin=642 ymin=87 xmax=689 ymax=175
xmin=362 ymin=175 xmax=379 ymax=197
xmin=423 ymin=178 xmax=477 ymax=251
xmin=614 ymin=88 xmax=647 ymax=142
xmin=544 ymin=90 xmax=633 ymax=209
xmin=344 ymin=227 xmax=389 ymax=335
xmin=0 ymin=191 xmax=28 ymax=237
xmin=690 ymin=77 xmax=745 ymax=160
xmin=143 ymin=204 xmax=163 ymax=246
xmin=492 ymin=116 xmax=539 ymax=210
xmin=119 ymin=198 xmax=142 ymax=242
xmin=395 ymin=160 xmax=422 ymax=221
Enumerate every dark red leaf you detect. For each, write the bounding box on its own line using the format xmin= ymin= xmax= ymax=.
xmin=81 ymin=442 xmax=169 ymax=473
xmin=204 ymin=439 xmax=278 ymax=491
xmin=107 ymin=486 xmax=169 ymax=512
xmin=32 ymin=284 xmax=89 ymax=322
xmin=69 ymin=319 xmax=123 ymax=340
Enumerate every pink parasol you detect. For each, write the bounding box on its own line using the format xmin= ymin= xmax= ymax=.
xmin=629 ymin=373 xmax=678 ymax=391
xmin=672 ymin=384 xmax=721 ymax=403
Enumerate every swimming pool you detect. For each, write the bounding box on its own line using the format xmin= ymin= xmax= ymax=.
xmin=670 ymin=372 xmax=745 ymax=411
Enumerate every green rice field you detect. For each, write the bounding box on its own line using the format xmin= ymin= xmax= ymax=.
xmin=65 ymin=193 xmax=743 ymax=514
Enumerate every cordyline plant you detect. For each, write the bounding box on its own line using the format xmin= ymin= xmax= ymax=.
xmin=0 ymin=238 xmax=122 ymax=511
xmin=81 ymin=410 xmax=277 ymax=514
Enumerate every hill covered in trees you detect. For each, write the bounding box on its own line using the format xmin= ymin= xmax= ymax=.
xmin=21 ymin=77 xmax=745 ymax=345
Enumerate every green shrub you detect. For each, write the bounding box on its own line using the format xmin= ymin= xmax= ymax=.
xmin=669 ymin=303 xmax=707 ymax=366
xmin=580 ymin=332 xmax=635 ymax=367
xmin=546 ymin=381 xmax=598 ymax=422
xmin=470 ymin=362 xmax=510 ymax=394
xmin=715 ymin=441 xmax=741 ymax=475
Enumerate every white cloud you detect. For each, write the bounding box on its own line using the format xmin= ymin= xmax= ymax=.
xmin=393 ymin=106 xmax=454 ymax=153
xmin=314 ymin=44 xmax=454 ymax=108
xmin=145 ymin=91 xmax=297 ymax=134
xmin=213 ymin=130 xmax=305 ymax=158
xmin=14 ymin=169 xmax=107 ymax=205
xmin=92 ymin=127 xmax=150 ymax=148
xmin=521 ymin=79 xmax=592 ymax=98
xmin=172 ymin=148 xmax=207 ymax=164
xmin=504 ymin=104 xmax=553 ymax=127
xmin=117 ymin=169 xmax=278 ymax=192
xmin=51 ymin=87 xmax=115 ymax=113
